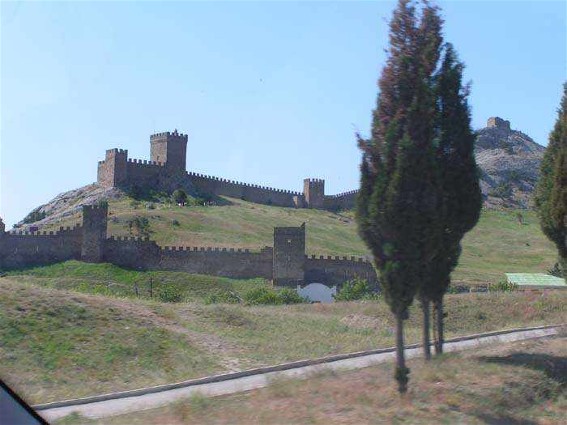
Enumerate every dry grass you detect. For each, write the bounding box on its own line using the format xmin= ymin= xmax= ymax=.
xmin=74 ymin=336 xmax=567 ymax=425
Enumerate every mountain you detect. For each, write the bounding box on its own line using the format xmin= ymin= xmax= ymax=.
xmin=475 ymin=117 xmax=546 ymax=208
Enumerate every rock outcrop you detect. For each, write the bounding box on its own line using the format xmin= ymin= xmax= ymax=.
xmin=475 ymin=117 xmax=545 ymax=208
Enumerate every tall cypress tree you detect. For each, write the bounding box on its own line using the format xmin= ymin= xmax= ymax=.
xmin=357 ymin=0 xmax=443 ymax=393
xmin=535 ymin=84 xmax=567 ymax=281
xmin=418 ymin=44 xmax=482 ymax=355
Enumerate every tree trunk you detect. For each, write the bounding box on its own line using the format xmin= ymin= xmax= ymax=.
xmin=421 ymin=297 xmax=431 ymax=360
xmin=395 ymin=312 xmax=410 ymax=394
xmin=434 ymin=298 xmax=444 ymax=355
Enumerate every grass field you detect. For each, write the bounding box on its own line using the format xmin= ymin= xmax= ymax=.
xmin=63 ymin=336 xmax=566 ymax=425
xmin=38 ymin=196 xmax=558 ymax=285
xmin=1 ymin=275 xmax=565 ymax=404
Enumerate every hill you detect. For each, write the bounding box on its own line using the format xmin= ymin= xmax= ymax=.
xmin=1 ymin=275 xmax=565 ymax=405
xmin=475 ymin=117 xmax=546 ymax=208
xmin=10 ymin=194 xmax=558 ymax=285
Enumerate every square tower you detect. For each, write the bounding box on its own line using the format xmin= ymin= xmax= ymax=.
xmin=303 ymin=178 xmax=325 ymax=209
xmin=81 ymin=204 xmax=108 ymax=263
xmin=273 ymin=223 xmax=306 ymax=287
xmin=150 ymin=129 xmax=188 ymax=171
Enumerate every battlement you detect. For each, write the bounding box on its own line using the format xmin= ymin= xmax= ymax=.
xmin=187 ymin=171 xmax=302 ymax=195
xmin=150 ymin=130 xmax=188 ymax=140
xmin=83 ymin=204 xmax=108 ymax=212
xmin=327 ymin=189 xmax=359 ymax=199
xmin=127 ymin=158 xmax=163 ymax=166
xmin=159 ymin=245 xmax=256 ymax=253
xmin=487 ymin=117 xmax=511 ymax=131
xmin=306 ymin=254 xmax=368 ymax=263
xmin=150 ymin=129 xmax=188 ymax=170
xmin=106 ymin=148 xmax=128 ymax=155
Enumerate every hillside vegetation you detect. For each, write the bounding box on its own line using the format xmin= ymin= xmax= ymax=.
xmin=37 ymin=196 xmax=557 ymax=285
xmin=76 ymin=336 xmax=566 ymax=425
xmin=1 ymin=275 xmax=565 ymax=404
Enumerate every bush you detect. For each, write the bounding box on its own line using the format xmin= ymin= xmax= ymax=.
xmin=243 ymin=287 xmax=307 ymax=305
xmin=278 ymin=288 xmax=307 ymax=304
xmin=171 ymin=219 xmax=180 ymax=227
xmin=548 ymin=262 xmax=563 ymax=278
xmin=334 ymin=278 xmax=380 ymax=301
xmin=157 ymin=285 xmax=183 ymax=303
xmin=490 ymin=280 xmax=518 ymax=292
xmin=127 ymin=216 xmax=151 ymax=237
xmin=22 ymin=208 xmax=46 ymax=224
xmin=172 ymin=189 xmax=188 ymax=205
xmin=204 ymin=291 xmax=241 ymax=305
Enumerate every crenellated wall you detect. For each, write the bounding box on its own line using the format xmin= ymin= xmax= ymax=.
xmin=158 ymin=246 xmax=274 ymax=278
xmin=96 ymin=129 xmax=360 ymax=211
xmin=187 ymin=172 xmax=303 ymax=207
xmin=323 ymin=189 xmax=359 ymax=211
xmin=1 ymin=206 xmax=378 ymax=291
xmin=304 ymin=255 xmax=378 ymax=289
xmin=0 ymin=225 xmax=83 ymax=269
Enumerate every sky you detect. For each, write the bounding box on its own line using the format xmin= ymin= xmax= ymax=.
xmin=1 ymin=0 xmax=565 ymax=228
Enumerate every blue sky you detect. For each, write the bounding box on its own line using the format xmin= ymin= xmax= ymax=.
xmin=1 ymin=1 xmax=565 ymax=228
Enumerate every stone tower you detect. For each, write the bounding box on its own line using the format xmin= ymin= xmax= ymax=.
xmin=303 ymin=178 xmax=325 ymax=209
xmin=487 ymin=117 xmax=511 ymax=132
xmin=97 ymin=149 xmax=128 ymax=188
xmin=150 ymin=129 xmax=188 ymax=171
xmin=273 ymin=223 xmax=305 ymax=287
xmin=81 ymin=204 xmax=108 ymax=263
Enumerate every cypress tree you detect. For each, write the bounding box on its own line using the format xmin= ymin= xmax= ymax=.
xmin=418 ymin=44 xmax=482 ymax=355
xmin=535 ymin=84 xmax=567 ymax=281
xmin=356 ymin=0 xmax=443 ymax=393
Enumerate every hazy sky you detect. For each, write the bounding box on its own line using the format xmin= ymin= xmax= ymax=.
xmin=1 ymin=1 xmax=565 ymax=228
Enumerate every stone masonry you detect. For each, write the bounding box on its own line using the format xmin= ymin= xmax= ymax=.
xmin=97 ymin=130 xmax=358 ymax=211
xmin=0 ymin=207 xmax=378 ymax=290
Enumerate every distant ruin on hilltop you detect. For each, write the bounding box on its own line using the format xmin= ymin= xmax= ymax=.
xmin=97 ymin=129 xmax=357 ymax=211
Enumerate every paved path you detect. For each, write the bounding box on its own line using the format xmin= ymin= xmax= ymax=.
xmin=38 ymin=325 xmax=561 ymax=422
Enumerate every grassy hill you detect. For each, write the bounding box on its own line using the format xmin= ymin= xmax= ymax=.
xmin=38 ymin=195 xmax=558 ymax=285
xmin=1 ymin=274 xmax=565 ymax=404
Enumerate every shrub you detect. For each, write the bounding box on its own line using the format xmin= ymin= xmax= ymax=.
xmin=127 ymin=216 xmax=151 ymax=237
xmin=278 ymin=288 xmax=307 ymax=304
xmin=243 ymin=287 xmax=307 ymax=305
xmin=157 ymin=285 xmax=183 ymax=303
xmin=245 ymin=287 xmax=282 ymax=305
xmin=172 ymin=189 xmax=188 ymax=205
xmin=171 ymin=219 xmax=180 ymax=227
xmin=490 ymin=280 xmax=518 ymax=292
xmin=22 ymin=208 xmax=46 ymax=224
xmin=334 ymin=278 xmax=380 ymax=301
xmin=548 ymin=262 xmax=563 ymax=278
xmin=204 ymin=291 xmax=241 ymax=305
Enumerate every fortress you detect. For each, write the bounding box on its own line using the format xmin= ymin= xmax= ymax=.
xmin=97 ymin=130 xmax=358 ymax=210
xmin=0 ymin=206 xmax=378 ymax=289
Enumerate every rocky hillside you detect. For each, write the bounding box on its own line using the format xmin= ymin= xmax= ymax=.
xmin=475 ymin=117 xmax=545 ymax=208
xmin=15 ymin=184 xmax=125 ymax=230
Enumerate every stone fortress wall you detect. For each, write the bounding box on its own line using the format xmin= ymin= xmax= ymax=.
xmin=0 ymin=206 xmax=378 ymax=290
xmin=97 ymin=130 xmax=358 ymax=210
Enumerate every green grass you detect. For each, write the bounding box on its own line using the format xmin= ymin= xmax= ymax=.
xmin=5 ymin=261 xmax=269 ymax=303
xmin=39 ymin=196 xmax=558 ymax=285
xmin=0 ymin=279 xmax=219 ymax=403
